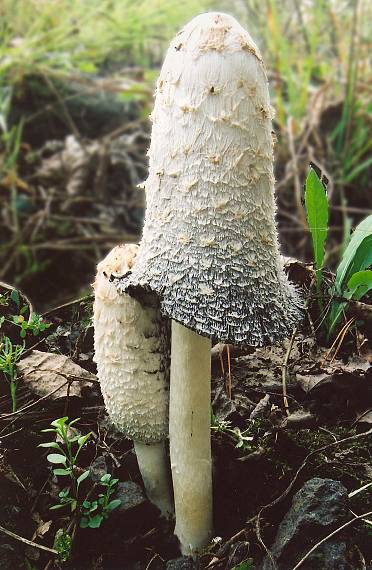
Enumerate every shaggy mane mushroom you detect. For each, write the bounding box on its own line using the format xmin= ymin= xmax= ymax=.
xmin=93 ymin=244 xmax=172 ymax=518
xmin=116 ymin=12 xmax=302 ymax=556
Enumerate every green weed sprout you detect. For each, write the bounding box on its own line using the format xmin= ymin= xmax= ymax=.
xmin=304 ymin=167 xmax=372 ymax=339
xmin=8 ymin=288 xmax=51 ymax=338
xmin=80 ymin=474 xmax=121 ymax=529
xmin=0 ymin=336 xmax=24 ymax=411
xmin=12 ymin=312 xmax=51 ymax=338
xmin=39 ymin=417 xmax=121 ymax=546
xmin=211 ymin=413 xmax=253 ymax=451
xmin=39 ymin=417 xmax=92 ymax=512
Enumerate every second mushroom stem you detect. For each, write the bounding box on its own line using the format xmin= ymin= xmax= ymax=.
xmin=169 ymin=321 xmax=213 ymax=556
xmin=133 ymin=441 xmax=173 ymax=519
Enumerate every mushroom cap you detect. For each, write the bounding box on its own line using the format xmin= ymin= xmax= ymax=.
xmin=116 ymin=13 xmax=302 ymax=346
xmin=94 ymin=244 xmax=169 ymax=443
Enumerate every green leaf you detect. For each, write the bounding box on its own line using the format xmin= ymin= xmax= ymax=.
xmin=77 ymin=433 xmax=91 ymax=449
xmin=327 ymin=218 xmax=372 ymax=339
xmin=77 ymin=470 xmax=90 ymax=487
xmin=100 ymin=474 xmax=111 ymax=484
xmin=11 ymin=289 xmax=20 ymax=308
xmin=51 ymin=417 xmax=69 ymax=428
xmin=345 ymin=270 xmax=372 ymax=301
xmin=304 ymin=168 xmax=329 ymax=284
xmin=77 ymin=61 xmax=97 ymax=74
xmin=335 ymin=216 xmax=372 ymax=294
xmin=345 ymin=156 xmax=372 ymax=183
xmin=106 ymin=499 xmax=121 ymax=512
xmin=80 ymin=517 xmax=89 ymax=528
xmin=47 ymin=453 xmax=67 ymax=465
xmin=50 ymin=503 xmax=68 ymax=510
xmin=53 ymin=468 xmax=71 ymax=476
xmin=38 ymin=442 xmax=62 ymax=450
xmin=88 ymin=514 xmax=103 ymax=528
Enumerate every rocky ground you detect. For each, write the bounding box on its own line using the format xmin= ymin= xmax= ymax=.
xmin=0 ymin=262 xmax=371 ymax=570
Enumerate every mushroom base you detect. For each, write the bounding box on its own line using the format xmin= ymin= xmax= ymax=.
xmin=134 ymin=440 xmax=173 ymax=519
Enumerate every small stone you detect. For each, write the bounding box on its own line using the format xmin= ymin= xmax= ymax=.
xmin=260 ymin=478 xmax=363 ymax=570
xmin=114 ymin=481 xmax=147 ymax=512
xmin=166 ymin=557 xmax=200 ymax=570
xmin=89 ymin=456 xmax=107 ymax=483
xmin=282 ymin=410 xmax=316 ymax=429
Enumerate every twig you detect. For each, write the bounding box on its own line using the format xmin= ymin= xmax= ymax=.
xmin=329 ymin=318 xmax=356 ymax=365
xmin=0 ymin=524 xmax=58 ymax=555
xmin=42 ymin=294 xmax=93 ymax=317
xmin=292 ymin=509 xmax=372 ymax=570
xmin=324 ymin=317 xmax=355 ymax=365
xmin=321 ymin=317 xmax=355 ymax=365
xmin=0 ymin=427 xmax=24 ymax=439
xmin=281 ymin=328 xmax=298 ymax=416
xmin=0 ymin=369 xmax=99 ymax=419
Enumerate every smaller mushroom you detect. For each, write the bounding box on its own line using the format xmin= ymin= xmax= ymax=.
xmin=93 ymin=244 xmax=172 ymax=518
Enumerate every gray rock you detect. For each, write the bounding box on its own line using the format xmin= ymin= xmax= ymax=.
xmin=114 ymin=481 xmax=147 ymax=513
xmin=260 ymin=477 xmax=363 ymax=570
xmin=89 ymin=456 xmax=107 ymax=483
xmin=166 ymin=557 xmax=200 ymax=570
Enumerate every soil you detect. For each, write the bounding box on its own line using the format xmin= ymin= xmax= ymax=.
xmin=0 ymin=269 xmax=371 ymax=570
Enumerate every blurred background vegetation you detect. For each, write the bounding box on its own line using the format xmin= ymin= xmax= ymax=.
xmin=0 ymin=0 xmax=371 ymax=308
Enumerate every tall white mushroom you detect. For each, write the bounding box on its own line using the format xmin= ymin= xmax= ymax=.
xmin=116 ymin=13 xmax=302 ymax=556
xmin=93 ymin=244 xmax=172 ymax=518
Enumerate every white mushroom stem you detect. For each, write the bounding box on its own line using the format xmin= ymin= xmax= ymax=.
xmin=134 ymin=441 xmax=173 ymax=518
xmin=169 ymin=321 xmax=213 ymax=556
xmin=93 ymin=245 xmax=173 ymax=518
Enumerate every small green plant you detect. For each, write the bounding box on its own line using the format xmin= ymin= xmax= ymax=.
xmin=39 ymin=417 xmax=91 ymax=512
xmin=211 ymin=413 xmax=253 ymax=451
xmin=39 ymin=417 xmax=121 ymax=543
xmin=12 ymin=312 xmax=51 ymax=338
xmin=53 ymin=528 xmax=73 ymax=563
xmin=0 ymin=335 xmax=24 ymax=411
xmin=5 ymin=288 xmax=51 ymax=338
xmin=80 ymin=474 xmax=121 ymax=528
xmin=304 ymin=167 xmax=372 ymax=339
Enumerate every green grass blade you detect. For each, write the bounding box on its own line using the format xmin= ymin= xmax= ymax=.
xmin=304 ymin=168 xmax=329 ymax=286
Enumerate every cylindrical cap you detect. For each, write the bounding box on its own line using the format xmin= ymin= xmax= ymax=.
xmin=116 ymin=13 xmax=302 ymax=346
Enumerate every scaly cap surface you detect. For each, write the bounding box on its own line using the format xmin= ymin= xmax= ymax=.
xmin=94 ymin=245 xmax=169 ymax=443
xmin=116 ymin=13 xmax=301 ymax=346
